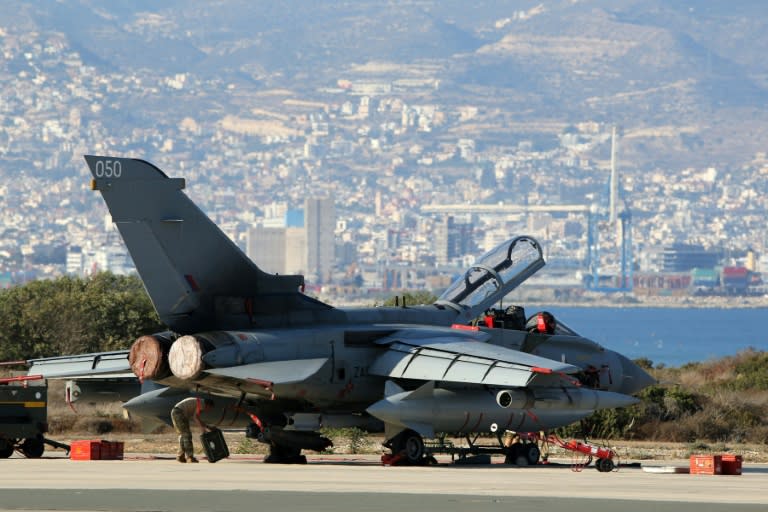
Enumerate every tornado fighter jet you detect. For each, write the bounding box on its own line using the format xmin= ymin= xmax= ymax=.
xmin=29 ymin=156 xmax=654 ymax=464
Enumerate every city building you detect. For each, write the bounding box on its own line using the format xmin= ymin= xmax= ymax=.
xmin=662 ymin=244 xmax=722 ymax=272
xmin=305 ymin=197 xmax=335 ymax=284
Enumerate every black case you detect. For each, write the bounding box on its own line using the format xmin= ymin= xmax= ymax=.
xmin=200 ymin=427 xmax=229 ymax=463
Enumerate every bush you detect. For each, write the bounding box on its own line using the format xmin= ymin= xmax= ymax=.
xmin=0 ymin=273 xmax=162 ymax=360
xmin=729 ymin=350 xmax=768 ymax=391
xmin=233 ymin=437 xmax=264 ymax=454
xmin=320 ymin=427 xmax=371 ymax=454
xmin=618 ymin=351 xmax=768 ymax=444
xmin=634 ymin=357 xmax=654 ymax=371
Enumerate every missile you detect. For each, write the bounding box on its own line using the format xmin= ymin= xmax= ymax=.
xmin=366 ymin=381 xmax=639 ymax=438
xmin=122 ymin=387 xmax=249 ymax=428
xmin=122 ymin=386 xmax=380 ymax=437
xmin=66 ymin=379 xmax=141 ymax=404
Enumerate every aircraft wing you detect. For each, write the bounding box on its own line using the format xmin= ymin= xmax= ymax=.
xmin=153 ymin=358 xmax=333 ymax=399
xmin=204 ymin=358 xmax=328 ymax=385
xmin=26 ymin=351 xmax=133 ymax=379
xmin=27 ymin=350 xmax=330 ymax=403
xmin=370 ymin=330 xmax=579 ymax=388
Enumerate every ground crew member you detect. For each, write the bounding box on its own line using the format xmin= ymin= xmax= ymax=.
xmin=171 ymin=397 xmax=210 ymax=463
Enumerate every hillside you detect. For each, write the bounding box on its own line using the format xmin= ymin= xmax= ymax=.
xmin=2 ymin=0 xmax=766 ymax=169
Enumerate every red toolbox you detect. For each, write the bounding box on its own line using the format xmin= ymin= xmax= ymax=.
xmin=69 ymin=440 xmax=124 ymax=460
xmin=721 ymin=454 xmax=743 ymax=475
xmin=70 ymin=440 xmax=101 ymax=460
xmin=100 ymin=441 xmax=124 ymax=460
xmin=690 ymin=455 xmax=723 ymax=475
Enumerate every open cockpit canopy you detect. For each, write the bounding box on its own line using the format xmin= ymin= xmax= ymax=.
xmin=436 ymin=236 xmax=545 ymax=322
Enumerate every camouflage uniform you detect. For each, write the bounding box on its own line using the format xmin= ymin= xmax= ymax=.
xmin=171 ymin=397 xmax=200 ymax=462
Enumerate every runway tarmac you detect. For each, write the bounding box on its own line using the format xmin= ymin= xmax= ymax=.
xmin=1 ymin=453 xmax=766 ymax=512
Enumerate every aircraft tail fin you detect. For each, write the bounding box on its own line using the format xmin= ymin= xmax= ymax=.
xmin=85 ymin=155 xmax=330 ymax=332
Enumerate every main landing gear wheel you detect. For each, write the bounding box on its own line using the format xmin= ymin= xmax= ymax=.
xmin=523 ymin=443 xmax=540 ymax=465
xmin=0 ymin=439 xmax=14 ymax=458
xmin=21 ymin=435 xmax=45 ymax=459
xmin=392 ymin=429 xmax=426 ymax=465
xmin=504 ymin=442 xmax=540 ymax=466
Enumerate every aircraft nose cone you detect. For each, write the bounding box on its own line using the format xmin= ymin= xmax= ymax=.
xmin=617 ymin=354 xmax=656 ymax=395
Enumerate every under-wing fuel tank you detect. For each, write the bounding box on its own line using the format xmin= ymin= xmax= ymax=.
xmin=366 ymin=381 xmax=639 ymax=439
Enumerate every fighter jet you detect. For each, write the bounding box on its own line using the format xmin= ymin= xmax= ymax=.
xmin=29 ymin=156 xmax=654 ymax=464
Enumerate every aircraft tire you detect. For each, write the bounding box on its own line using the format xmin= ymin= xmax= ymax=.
xmin=403 ymin=431 xmax=425 ymax=463
xmin=524 ymin=443 xmax=540 ymax=465
xmin=504 ymin=443 xmax=521 ymax=465
xmin=0 ymin=439 xmax=14 ymax=458
xmin=391 ymin=429 xmax=425 ymax=464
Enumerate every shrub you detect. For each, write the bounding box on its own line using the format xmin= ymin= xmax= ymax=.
xmin=320 ymin=427 xmax=371 ymax=454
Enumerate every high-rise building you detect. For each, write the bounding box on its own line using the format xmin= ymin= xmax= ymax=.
xmin=247 ymin=225 xmax=307 ymax=276
xmin=662 ymin=244 xmax=722 ymax=272
xmin=435 ymin=217 xmax=452 ymax=265
xmin=247 ymin=199 xmax=333 ymax=281
xmin=435 ymin=216 xmax=474 ymax=265
xmin=609 ymin=125 xmax=620 ymax=226
xmin=247 ymin=225 xmax=287 ymax=275
xmin=284 ymin=227 xmax=307 ymax=275
xmin=305 ymin=197 xmax=336 ymax=283
xmin=66 ymin=246 xmax=84 ymax=275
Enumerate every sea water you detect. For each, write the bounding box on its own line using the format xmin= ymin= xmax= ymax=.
xmin=543 ymin=307 xmax=768 ymax=367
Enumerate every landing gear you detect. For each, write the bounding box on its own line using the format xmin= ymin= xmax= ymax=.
xmin=0 ymin=436 xmax=47 ymax=459
xmin=399 ymin=430 xmax=426 ymax=464
xmin=503 ymin=441 xmax=540 ymax=466
xmin=20 ymin=435 xmax=45 ymax=459
xmin=385 ymin=429 xmax=429 ymax=465
xmin=523 ymin=442 xmax=540 ymax=465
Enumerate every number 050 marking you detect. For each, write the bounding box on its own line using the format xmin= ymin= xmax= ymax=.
xmin=94 ymin=159 xmax=122 ymax=178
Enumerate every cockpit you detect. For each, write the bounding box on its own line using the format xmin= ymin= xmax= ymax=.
xmin=435 ymin=236 xmax=546 ymax=323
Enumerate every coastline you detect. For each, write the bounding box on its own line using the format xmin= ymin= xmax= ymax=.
xmin=334 ymin=295 xmax=768 ymax=309
xmin=519 ymin=294 xmax=768 ymax=309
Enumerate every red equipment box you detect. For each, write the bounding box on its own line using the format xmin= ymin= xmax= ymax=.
xmin=721 ymin=454 xmax=743 ymax=475
xmin=70 ymin=440 xmax=101 ymax=460
xmin=69 ymin=440 xmax=124 ymax=460
xmin=690 ymin=455 xmax=722 ymax=475
xmin=100 ymin=441 xmax=124 ymax=460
